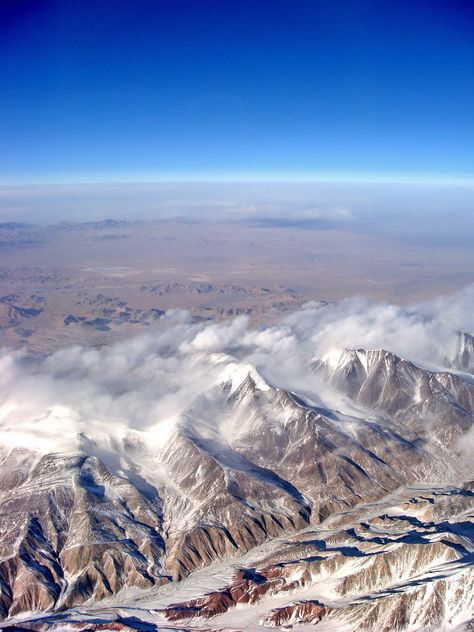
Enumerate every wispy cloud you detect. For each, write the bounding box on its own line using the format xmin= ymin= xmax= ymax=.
xmin=0 ymin=182 xmax=473 ymax=234
xmin=0 ymin=287 xmax=473 ymax=458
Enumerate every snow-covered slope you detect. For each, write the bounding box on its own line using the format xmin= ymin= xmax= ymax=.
xmin=0 ymin=304 xmax=473 ymax=629
xmin=3 ymin=484 xmax=473 ymax=631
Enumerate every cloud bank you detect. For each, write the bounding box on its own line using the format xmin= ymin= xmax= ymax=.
xmin=0 ymin=286 xmax=473 ymax=457
xmin=1 ymin=182 xmax=473 ymax=241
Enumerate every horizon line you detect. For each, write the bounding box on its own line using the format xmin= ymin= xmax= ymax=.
xmin=1 ymin=172 xmax=474 ymax=188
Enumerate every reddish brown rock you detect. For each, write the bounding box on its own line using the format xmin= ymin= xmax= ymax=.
xmin=163 ymin=563 xmax=311 ymax=621
xmin=261 ymin=600 xmax=330 ymax=627
xmin=163 ymin=590 xmax=235 ymax=621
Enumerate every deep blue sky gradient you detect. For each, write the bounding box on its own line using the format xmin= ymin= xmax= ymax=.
xmin=1 ymin=0 xmax=473 ymax=183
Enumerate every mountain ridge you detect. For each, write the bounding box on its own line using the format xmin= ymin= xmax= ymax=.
xmin=0 ymin=335 xmax=473 ymax=629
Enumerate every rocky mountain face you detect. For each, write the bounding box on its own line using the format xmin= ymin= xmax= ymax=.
xmin=160 ymin=483 xmax=474 ymax=631
xmin=0 ymin=344 xmax=473 ymax=630
xmin=0 ymin=450 xmax=168 ymax=618
xmin=4 ymin=483 xmax=473 ymax=632
xmin=322 ymin=347 xmax=474 ymax=445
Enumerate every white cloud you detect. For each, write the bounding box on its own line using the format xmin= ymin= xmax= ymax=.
xmin=0 ymin=286 xmax=473 ymax=460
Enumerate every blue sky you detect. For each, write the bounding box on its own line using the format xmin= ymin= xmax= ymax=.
xmin=1 ymin=0 xmax=473 ymax=184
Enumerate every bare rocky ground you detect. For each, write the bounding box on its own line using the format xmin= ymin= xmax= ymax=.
xmin=1 ymin=218 xmax=473 ymax=352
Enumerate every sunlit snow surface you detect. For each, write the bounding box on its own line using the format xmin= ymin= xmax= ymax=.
xmin=0 ymin=293 xmax=473 ymax=630
xmin=3 ymin=483 xmax=472 ymax=631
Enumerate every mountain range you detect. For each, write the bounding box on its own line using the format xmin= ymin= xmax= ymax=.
xmin=0 ymin=305 xmax=473 ymax=631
